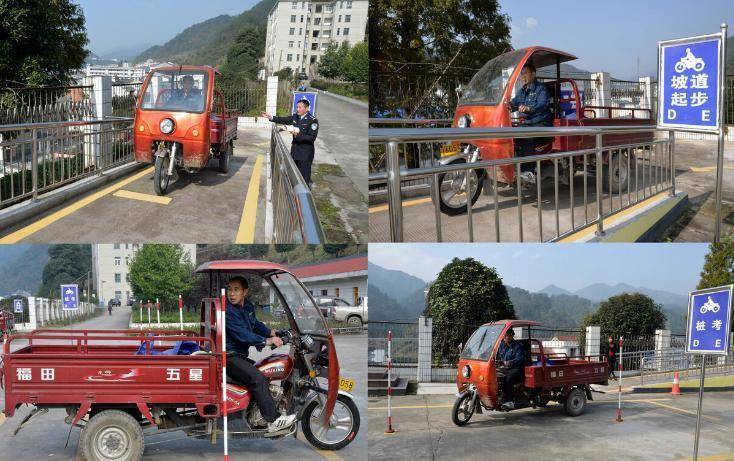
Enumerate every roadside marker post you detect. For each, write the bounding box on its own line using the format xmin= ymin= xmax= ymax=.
xmin=685 ymin=285 xmax=733 ymax=461
xmin=139 ymin=300 xmax=143 ymax=323
xmin=219 ymin=288 xmax=229 ymax=461
xmin=658 ymin=24 xmax=727 ymax=241
xmin=156 ymin=298 xmax=160 ymax=325
xmin=616 ymin=336 xmax=623 ymax=422
xmin=147 ymin=300 xmax=151 ymax=329
xmin=178 ymin=294 xmax=184 ymax=331
xmin=385 ymin=330 xmax=396 ymax=434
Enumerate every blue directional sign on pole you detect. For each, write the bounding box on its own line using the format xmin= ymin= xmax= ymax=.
xmin=13 ymin=299 xmax=23 ymax=313
xmin=292 ymin=91 xmax=318 ymax=117
xmin=686 ymin=285 xmax=732 ymax=355
xmin=658 ymin=33 xmax=723 ymax=132
xmin=61 ymin=284 xmax=79 ymax=311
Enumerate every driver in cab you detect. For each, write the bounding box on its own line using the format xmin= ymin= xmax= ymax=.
xmin=173 ymin=75 xmax=203 ymax=110
xmin=225 ymin=276 xmax=297 ymax=433
xmin=509 ymin=63 xmax=553 ymax=184
xmin=497 ymin=329 xmax=525 ymax=410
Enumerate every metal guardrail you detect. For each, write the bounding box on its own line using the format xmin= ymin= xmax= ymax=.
xmin=640 ymin=349 xmax=734 ymax=385
xmin=0 ymin=117 xmax=134 ymax=208
xmin=0 ymin=85 xmax=95 ymax=125
xmin=369 ymin=124 xmax=678 ymax=242
xmin=270 ymin=126 xmax=325 ymax=243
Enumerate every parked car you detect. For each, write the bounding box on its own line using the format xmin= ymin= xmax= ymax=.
xmin=298 ymin=72 xmax=308 ymax=81
xmin=313 ymin=296 xmax=352 ymax=319
xmin=108 ymin=298 xmax=121 ymax=308
xmin=333 ymin=297 xmax=368 ymax=327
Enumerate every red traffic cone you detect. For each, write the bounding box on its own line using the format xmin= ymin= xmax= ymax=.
xmin=671 ymin=372 xmax=682 ymax=395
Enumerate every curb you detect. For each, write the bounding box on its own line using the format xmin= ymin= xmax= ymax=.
xmin=312 ymin=88 xmax=368 ymax=109
xmin=0 ymin=162 xmax=145 ymax=233
xmin=632 ymin=386 xmax=734 ymax=393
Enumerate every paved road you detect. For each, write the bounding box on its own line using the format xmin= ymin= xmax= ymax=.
xmin=0 ymin=308 xmax=367 ymax=461
xmin=314 ymin=92 xmax=368 ymax=198
xmin=0 ymin=128 xmax=270 ymax=244
xmin=368 ymin=391 xmax=734 ymax=460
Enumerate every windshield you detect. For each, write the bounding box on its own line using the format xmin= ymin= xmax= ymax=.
xmin=141 ymin=70 xmax=209 ymax=113
xmin=459 ymin=50 xmax=526 ymax=105
xmin=460 ymin=324 xmax=505 ymax=360
xmin=270 ymin=273 xmax=327 ymax=336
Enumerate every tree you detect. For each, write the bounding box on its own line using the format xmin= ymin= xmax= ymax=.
xmin=581 ymin=293 xmax=666 ymax=340
xmin=128 ymin=245 xmax=195 ymax=311
xmin=369 ymin=0 xmax=511 ymax=69
xmin=323 ymin=244 xmax=348 ymax=258
xmin=274 ymin=244 xmax=297 ymax=253
xmin=698 ymin=238 xmax=734 ymax=289
xmin=221 ymin=26 xmax=265 ymax=79
xmin=342 ymin=42 xmax=368 ymax=83
xmin=425 ymin=258 xmax=515 ymax=359
xmin=274 ymin=66 xmax=293 ymax=80
xmin=318 ymin=42 xmax=343 ymax=79
xmin=0 ymin=0 xmax=88 ymax=86
xmin=38 ymin=245 xmax=92 ymax=298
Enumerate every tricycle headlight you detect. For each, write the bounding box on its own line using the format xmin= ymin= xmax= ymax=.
xmin=159 ymin=118 xmax=175 ymax=134
xmin=462 ymin=365 xmax=471 ymax=378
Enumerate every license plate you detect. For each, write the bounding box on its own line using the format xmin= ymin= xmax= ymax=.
xmin=339 ymin=377 xmax=355 ymax=392
xmin=440 ymin=144 xmax=459 ymax=157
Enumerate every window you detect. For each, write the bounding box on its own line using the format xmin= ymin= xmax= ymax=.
xmin=299 ymin=28 xmax=303 ymax=34
xmin=115 ymin=291 xmax=122 ymax=300
xmin=321 ymin=289 xmax=328 ymax=296
xmin=114 ymin=257 xmax=121 ymax=266
xmin=325 ymin=5 xmax=333 ymax=12
xmin=125 ymin=256 xmax=129 ymax=265
xmin=291 ymin=1 xmax=297 ymax=8
xmin=346 ymin=0 xmax=352 ymax=8
xmin=300 ymin=14 xmax=304 ymax=22
xmin=320 ymin=44 xmax=327 ymax=51
xmin=296 ymin=54 xmax=299 ymax=61
xmin=338 ymin=15 xmax=341 ymax=22
xmin=113 ymin=244 xmax=120 ymax=249
xmin=310 ymin=56 xmax=317 ymax=63
xmin=114 ymin=273 xmax=121 ymax=283
xmin=288 ymin=41 xmax=294 ymax=48
xmin=287 ymin=54 xmax=293 ymax=61
xmin=311 ymin=42 xmax=318 ymax=50
xmin=290 ymin=14 xmax=296 ymax=22
xmin=339 ymin=1 xmax=343 ymax=7
xmin=298 ymin=41 xmax=301 ymax=48
xmin=289 ymin=27 xmax=295 ymax=35
xmin=322 ymin=31 xmax=331 ymax=38
xmin=324 ymin=18 xmax=332 ymax=26
xmin=312 ymin=30 xmax=319 ymax=37
xmin=337 ymin=28 xmax=340 ymax=36
xmin=345 ymin=14 xmax=351 ymax=22
xmin=314 ymin=17 xmax=321 ymax=25
xmin=125 ymin=244 xmax=129 ymax=249
xmin=300 ymin=1 xmax=304 ymax=7
xmin=335 ymin=287 xmax=340 ymax=297
xmin=353 ymin=287 xmax=359 ymax=305
xmin=132 ymin=244 xmax=139 ymax=251
xmin=315 ymin=5 xmax=322 ymax=12
xmin=125 ymin=273 xmax=130 ymax=282
xmin=343 ymin=27 xmax=349 ymax=35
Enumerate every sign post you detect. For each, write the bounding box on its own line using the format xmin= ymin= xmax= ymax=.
xmin=13 ymin=299 xmax=23 ymax=314
xmin=685 ymin=285 xmax=733 ymax=460
xmin=658 ymin=24 xmax=727 ymax=241
xmin=60 ymin=284 xmax=79 ymax=310
xmin=292 ymin=91 xmax=318 ymax=116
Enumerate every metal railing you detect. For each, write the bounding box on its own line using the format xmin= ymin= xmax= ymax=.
xmin=640 ymin=349 xmax=734 ymax=385
xmin=0 ymin=117 xmax=134 ymax=208
xmin=0 ymin=85 xmax=95 ymax=125
xmin=111 ymin=82 xmax=142 ymax=118
xmin=369 ymin=124 xmax=677 ymax=242
xmin=269 ymin=126 xmax=325 ymax=243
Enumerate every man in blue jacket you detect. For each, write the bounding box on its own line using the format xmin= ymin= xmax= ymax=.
xmin=509 ymin=63 xmax=553 ymax=184
xmin=497 ymin=329 xmax=526 ymax=409
xmin=225 ymin=276 xmax=296 ymax=433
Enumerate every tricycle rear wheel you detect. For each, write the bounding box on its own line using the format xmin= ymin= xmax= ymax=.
xmin=79 ymin=409 xmax=144 ymax=461
xmin=602 ymin=151 xmax=634 ymax=194
xmin=218 ymin=141 xmax=232 ymax=173
xmin=564 ymin=388 xmax=587 ymax=417
xmin=153 ymin=155 xmax=170 ymax=196
xmin=451 ymin=393 xmax=475 ymax=426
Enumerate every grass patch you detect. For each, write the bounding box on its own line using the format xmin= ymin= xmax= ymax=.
xmin=645 ymin=374 xmax=734 ymax=388
xmin=310 ymin=80 xmax=367 ymax=102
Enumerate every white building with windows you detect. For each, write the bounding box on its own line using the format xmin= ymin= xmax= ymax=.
xmin=92 ymin=244 xmax=196 ymax=305
xmin=264 ymin=0 xmax=367 ymax=77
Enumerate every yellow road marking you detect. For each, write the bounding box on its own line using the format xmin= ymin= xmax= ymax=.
xmin=369 ymin=197 xmax=433 ymax=214
xmin=368 ymin=398 xmax=674 ymax=411
xmin=0 ymin=166 xmax=154 ymax=243
xmin=0 ymin=413 xmax=5 ymax=426
xmin=638 ymin=398 xmax=721 ymax=422
xmin=235 ymin=154 xmax=264 ymax=243
xmin=689 ymin=166 xmax=734 ymax=173
xmin=113 ymin=189 xmax=172 ymax=205
xmin=297 ymin=433 xmax=347 ymax=461
xmin=557 ymin=191 xmax=670 ymax=242
xmin=672 ymin=453 xmax=734 ymax=461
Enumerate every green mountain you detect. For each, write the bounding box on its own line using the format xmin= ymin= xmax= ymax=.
xmin=0 ymin=245 xmax=50 ymax=296
xmin=134 ymin=0 xmax=276 ymax=66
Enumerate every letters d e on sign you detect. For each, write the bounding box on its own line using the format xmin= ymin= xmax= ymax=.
xmin=658 ymin=33 xmax=723 ymax=132
xmin=686 ymin=285 xmax=733 ymax=355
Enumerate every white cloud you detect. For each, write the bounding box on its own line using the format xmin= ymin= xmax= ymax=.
xmin=525 ymin=17 xmax=538 ymax=29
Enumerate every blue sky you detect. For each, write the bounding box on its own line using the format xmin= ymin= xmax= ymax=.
xmin=369 ymin=243 xmax=710 ymax=295
xmin=500 ymin=0 xmax=733 ymax=79
xmin=75 ymin=0 xmax=259 ymax=58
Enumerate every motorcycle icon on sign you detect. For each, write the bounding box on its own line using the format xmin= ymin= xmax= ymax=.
xmin=675 ymin=48 xmax=705 ymax=73
xmin=700 ymin=296 xmax=721 ymax=314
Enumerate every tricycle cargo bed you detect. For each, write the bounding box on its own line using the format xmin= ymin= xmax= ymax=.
xmin=524 ymin=358 xmax=608 ymax=388
xmin=2 ymin=330 xmax=219 ymax=418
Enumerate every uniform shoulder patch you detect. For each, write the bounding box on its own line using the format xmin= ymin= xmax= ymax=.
xmin=311 ymin=122 xmax=318 ymax=130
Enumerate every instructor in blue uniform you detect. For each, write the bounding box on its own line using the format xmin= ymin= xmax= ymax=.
xmin=261 ymin=99 xmax=319 ymax=185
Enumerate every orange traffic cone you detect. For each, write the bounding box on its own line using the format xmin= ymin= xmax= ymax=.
xmin=671 ymin=372 xmax=682 ymax=395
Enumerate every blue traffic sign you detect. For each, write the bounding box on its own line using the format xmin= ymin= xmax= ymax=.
xmin=61 ymin=284 xmax=79 ymax=310
xmin=658 ymin=34 xmax=722 ymax=131
xmin=13 ymin=299 xmax=23 ymax=313
xmin=292 ymin=92 xmax=318 ymax=117
xmin=686 ymin=285 xmax=732 ymax=355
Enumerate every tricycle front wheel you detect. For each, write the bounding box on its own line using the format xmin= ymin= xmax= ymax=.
xmin=153 ymin=156 xmax=170 ymax=196
xmin=451 ymin=393 xmax=475 ymax=426
xmin=79 ymin=409 xmax=144 ymax=461
xmin=435 ymin=158 xmax=483 ymax=216
xmin=301 ymin=393 xmax=360 ymax=450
